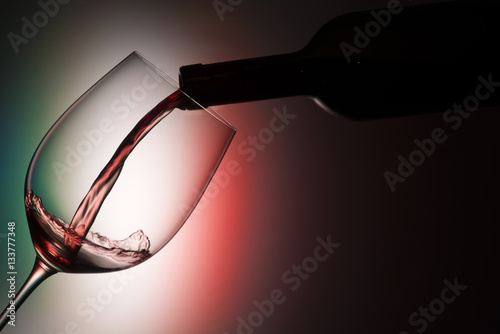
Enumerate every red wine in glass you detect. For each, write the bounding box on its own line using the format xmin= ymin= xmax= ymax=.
xmin=0 ymin=53 xmax=235 ymax=330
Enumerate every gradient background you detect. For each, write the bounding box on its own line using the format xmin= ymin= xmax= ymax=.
xmin=1 ymin=0 xmax=499 ymax=333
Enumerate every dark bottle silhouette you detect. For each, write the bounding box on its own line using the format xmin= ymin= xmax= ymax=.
xmin=179 ymin=0 xmax=500 ymax=119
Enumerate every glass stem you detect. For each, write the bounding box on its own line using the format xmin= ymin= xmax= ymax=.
xmin=0 ymin=257 xmax=56 ymax=331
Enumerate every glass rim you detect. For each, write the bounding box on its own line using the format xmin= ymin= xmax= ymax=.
xmin=132 ymin=51 xmax=237 ymax=133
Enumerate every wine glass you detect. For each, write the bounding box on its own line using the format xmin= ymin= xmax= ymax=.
xmin=0 ymin=51 xmax=235 ymax=329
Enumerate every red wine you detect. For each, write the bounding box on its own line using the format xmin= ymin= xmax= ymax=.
xmin=26 ymin=191 xmax=151 ymax=273
xmin=69 ymin=90 xmax=184 ymax=238
xmin=25 ymin=90 xmax=184 ymax=272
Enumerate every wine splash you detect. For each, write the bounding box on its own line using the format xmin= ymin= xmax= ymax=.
xmin=27 ymin=89 xmax=184 ymax=272
xmin=26 ymin=191 xmax=151 ymax=272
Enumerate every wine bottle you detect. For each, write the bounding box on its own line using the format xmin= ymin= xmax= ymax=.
xmin=179 ymin=0 xmax=500 ymax=119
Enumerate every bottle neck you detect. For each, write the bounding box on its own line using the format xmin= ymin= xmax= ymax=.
xmin=179 ymin=51 xmax=344 ymax=109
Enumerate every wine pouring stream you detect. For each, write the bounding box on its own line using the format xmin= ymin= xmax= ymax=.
xmin=1 ymin=0 xmax=499 ymax=330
